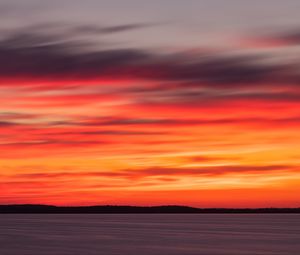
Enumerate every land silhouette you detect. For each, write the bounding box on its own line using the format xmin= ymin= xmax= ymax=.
xmin=1 ymin=205 xmax=300 ymax=213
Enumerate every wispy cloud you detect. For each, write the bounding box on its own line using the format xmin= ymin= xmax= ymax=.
xmin=1 ymin=22 xmax=300 ymax=206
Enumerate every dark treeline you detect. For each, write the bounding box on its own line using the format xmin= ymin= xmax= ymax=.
xmin=1 ymin=205 xmax=300 ymax=214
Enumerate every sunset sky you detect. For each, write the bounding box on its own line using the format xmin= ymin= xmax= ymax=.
xmin=1 ymin=0 xmax=300 ymax=207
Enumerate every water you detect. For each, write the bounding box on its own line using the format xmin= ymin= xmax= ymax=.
xmin=0 ymin=214 xmax=299 ymax=255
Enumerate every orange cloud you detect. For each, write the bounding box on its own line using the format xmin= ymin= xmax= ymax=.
xmin=0 ymin=26 xmax=300 ymax=207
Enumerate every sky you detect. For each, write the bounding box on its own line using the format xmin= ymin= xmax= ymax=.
xmin=0 ymin=0 xmax=300 ymax=207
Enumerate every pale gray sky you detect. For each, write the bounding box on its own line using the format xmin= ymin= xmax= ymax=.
xmin=1 ymin=0 xmax=300 ymax=49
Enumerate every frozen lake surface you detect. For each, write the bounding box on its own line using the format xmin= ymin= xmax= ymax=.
xmin=0 ymin=214 xmax=299 ymax=255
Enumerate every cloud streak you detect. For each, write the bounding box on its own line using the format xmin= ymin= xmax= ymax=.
xmin=0 ymin=27 xmax=299 ymax=88
xmin=1 ymin=22 xmax=300 ymax=206
xmin=8 ymin=164 xmax=298 ymax=184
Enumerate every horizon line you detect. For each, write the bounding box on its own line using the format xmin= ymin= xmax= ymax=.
xmin=1 ymin=204 xmax=300 ymax=214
